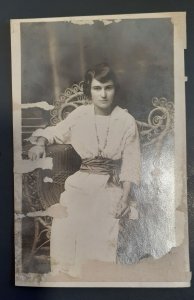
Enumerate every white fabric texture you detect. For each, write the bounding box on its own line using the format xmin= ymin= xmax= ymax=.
xmin=31 ymin=104 xmax=141 ymax=276
xmin=32 ymin=104 xmax=141 ymax=184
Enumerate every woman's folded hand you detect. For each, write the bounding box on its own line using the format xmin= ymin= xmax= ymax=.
xmin=114 ymin=197 xmax=131 ymax=219
xmin=28 ymin=145 xmax=46 ymax=161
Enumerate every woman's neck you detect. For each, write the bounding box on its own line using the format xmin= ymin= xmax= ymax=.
xmin=94 ymin=105 xmax=115 ymax=116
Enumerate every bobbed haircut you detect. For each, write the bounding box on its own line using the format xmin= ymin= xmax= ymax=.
xmin=83 ymin=63 xmax=120 ymax=99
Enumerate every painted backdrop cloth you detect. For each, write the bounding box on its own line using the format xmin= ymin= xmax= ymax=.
xmin=31 ymin=104 xmax=141 ymax=276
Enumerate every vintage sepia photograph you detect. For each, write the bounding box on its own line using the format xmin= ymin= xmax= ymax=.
xmin=11 ymin=12 xmax=191 ymax=287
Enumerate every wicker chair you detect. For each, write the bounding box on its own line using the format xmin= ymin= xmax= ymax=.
xmin=22 ymin=81 xmax=174 ymax=273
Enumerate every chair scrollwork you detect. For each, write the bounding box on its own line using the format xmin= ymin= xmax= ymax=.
xmin=50 ymin=82 xmax=174 ymax=148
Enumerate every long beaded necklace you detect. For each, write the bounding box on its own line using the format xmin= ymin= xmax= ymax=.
xmin=94 ymin=114 xmax=111 ymax=158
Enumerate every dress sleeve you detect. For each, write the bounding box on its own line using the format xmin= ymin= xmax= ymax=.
xmin=119 ymin=118 xmax=141 ymax=185
xmin=27 ymin=107 xmax=81 ymax=145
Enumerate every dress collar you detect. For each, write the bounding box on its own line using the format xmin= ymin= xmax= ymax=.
xmin=89 ymin=104 xmax=125 ymax=120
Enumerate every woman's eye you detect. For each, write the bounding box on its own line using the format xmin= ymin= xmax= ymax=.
xmin=92 ymin=86 xmax=101 ymax=90
xmin=106 ymin=86 xmax=114 ymax=90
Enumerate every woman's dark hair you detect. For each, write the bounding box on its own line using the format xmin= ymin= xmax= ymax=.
xmin=83 ymin=63 xmax=120 ymax=98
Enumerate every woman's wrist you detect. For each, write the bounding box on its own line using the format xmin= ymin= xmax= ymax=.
xmin=36 ymin=137 xmax=47 ymax=147
xmin=121 ymin=195 xmax=129 ymax=204
xmin=121 ymin=181 xmax=131 ymax=204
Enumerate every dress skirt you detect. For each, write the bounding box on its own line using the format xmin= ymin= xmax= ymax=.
xmin=50 ymin=170 xmax=122 ymax=277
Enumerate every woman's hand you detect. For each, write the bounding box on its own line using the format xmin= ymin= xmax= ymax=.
xmin=28 ymin=145 xmax=46 ymax=161
xmin=114 ymin=196 xmax=131 ymax=219
xmin=113 ymin=181 xmax=131 ymax=219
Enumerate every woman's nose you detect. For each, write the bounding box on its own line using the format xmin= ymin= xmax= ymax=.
xmin=100 ymin=88 xmax=106 ymax=98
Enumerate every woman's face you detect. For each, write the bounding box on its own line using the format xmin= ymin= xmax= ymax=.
xmin=90 ymin=78 xmax=115 ymax=112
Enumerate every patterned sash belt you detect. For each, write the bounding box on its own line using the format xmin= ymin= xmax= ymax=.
xmin=80 ymin=157 xmax=121 ymax=185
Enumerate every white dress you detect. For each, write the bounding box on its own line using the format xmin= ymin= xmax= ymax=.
xmin=31 ymin=104 xmax=141 ymax=276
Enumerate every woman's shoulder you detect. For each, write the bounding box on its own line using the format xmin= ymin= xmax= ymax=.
xmin=68 ymin=104 xmax=92 ymax=119
xmin=114 ymin=106 xmax=136 ymax=124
